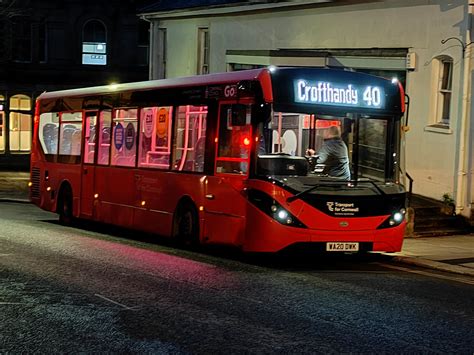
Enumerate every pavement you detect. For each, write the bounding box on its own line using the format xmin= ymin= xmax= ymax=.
xmin=0 ymin=171 xmax=473 ymax=278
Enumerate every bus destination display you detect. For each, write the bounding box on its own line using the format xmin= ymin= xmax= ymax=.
xmin=294 ymin=79 xmax=385 ymax=109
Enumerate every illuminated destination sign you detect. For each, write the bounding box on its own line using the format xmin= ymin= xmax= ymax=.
xmin=294 ymin=79 xmax=385 ymax=109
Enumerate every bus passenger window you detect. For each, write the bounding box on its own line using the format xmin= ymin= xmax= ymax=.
xmin=39 ymin=112 xmax=59 ymax=155
xmin=97 ymin=110 xmax=112 ymax=165
xmin=138 ymin=106 xmax=172 ymax=170
xmin=216 ymin=104 xmax=252 ymax=175
xmin=171 ymin=105 xmax=207 ymax=172
xmin=58 ymin=112 xmax=82 ymax=163
xmin=83 ymin=112 xmax=97 ymax=164
xmin=111 ymin=108 xmax=138 ymax=168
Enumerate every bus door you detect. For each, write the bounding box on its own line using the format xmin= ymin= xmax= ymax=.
xmin=80 ymin=111 xmax=98 ymax=217
xmin=204 ymin=102 xmax=253 ymax=246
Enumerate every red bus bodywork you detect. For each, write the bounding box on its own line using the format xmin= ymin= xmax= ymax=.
xmin=30 ymin=68 xmax=406 ymax=253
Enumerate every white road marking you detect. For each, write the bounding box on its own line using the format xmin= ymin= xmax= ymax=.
xmin=94 ymin=293 xmax=136 ymax=310
xmin=376 ymin=263 xmax=474 ymax=286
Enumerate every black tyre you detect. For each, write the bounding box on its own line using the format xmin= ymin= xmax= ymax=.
xmin=173 ymin=200 xmax=199 ymax=248
xmin=58 ymin=185 xmax=74 ymax=225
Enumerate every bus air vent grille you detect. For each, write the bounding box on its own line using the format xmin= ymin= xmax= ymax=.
xmin=31 ymin=168 xmax=40 ymax=199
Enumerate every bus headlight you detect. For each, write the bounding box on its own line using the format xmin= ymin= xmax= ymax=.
xmin=378 ymin=208 xmax=406 ymax=229
xmin=277 ymin=209 xmax=288 ymax=220
xmin=247 ymin=189 xmax=307 ymax=228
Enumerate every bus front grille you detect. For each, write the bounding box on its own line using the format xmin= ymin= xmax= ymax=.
xmin=30 ymin=168 xmax=40 ymax=199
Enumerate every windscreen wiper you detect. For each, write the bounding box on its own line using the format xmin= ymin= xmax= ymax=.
xmin=286 ymin=180 xmax=347 ymax=203
xmin=286 ymin=184 xmax=321 ymax=203
xmin=358 ymin=178 xmax=386 ymax=195
xmin=286 ymin=178 xmax=386 ymax=204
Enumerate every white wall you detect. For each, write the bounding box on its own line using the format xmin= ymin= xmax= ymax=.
xmin=151 ymin=0 xmax=469 ymax=204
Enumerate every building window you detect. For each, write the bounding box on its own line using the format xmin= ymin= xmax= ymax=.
xmin=0 ymin=95 xmax=5 ymax=152
xmin=82 ymin=19 xmax=107 ymax=66
xmin=156 ymin=28 xmax=167 ymax=79
xmin=38 ymin=22 xmax=47 ymax=63
xmin=9 ymin=94 xmax=32 ymax=152
xmin=138 ymin=20 xmax=149 ymax=66
xmin=0 ymin=20 xmax=6 ymax=62
xmin=11 ymin=17 xmax=32 ymax=63
xmin=432 ymin=56 xmax=453 ymax=126
xmin=197 ymin=27 xmax=209 ymax=75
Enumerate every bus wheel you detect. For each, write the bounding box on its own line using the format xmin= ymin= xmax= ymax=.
xmin=58 ymin=186 xmax=74 ymax=225
xmin=173 ymin=201 xmax=199 ymax=248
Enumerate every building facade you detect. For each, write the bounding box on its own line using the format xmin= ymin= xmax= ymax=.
xmin=0 ymin=0 xmax=150 ymax=169
xmin=140 ymin=0 xmax=474 ymax=218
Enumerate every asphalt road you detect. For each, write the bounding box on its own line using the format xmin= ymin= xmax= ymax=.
xmin=1 ymin=202 xmax=473 ymax=353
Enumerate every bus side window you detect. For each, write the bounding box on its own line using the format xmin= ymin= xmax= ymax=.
xmin=38 ymin=112 xmax=59 ymax=155
xmin=111 ymin=108 xmax=138 ymax=168
xmin=58 ymin=111 xmax=82 ymax=163
xmin=97 ymin=110 xmax=112 ymax=165
xmin=215 ymin=104 xmax=252 ymax=175
xmin=171 ymin=105 xmax=207 ymax=172
xmin=83 ymin=112 xmax=97 ymax=164
xmin=138 ymin=106 xmax=172 ymax=169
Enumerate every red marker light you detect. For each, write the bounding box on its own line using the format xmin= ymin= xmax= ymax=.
xmin=243 ymin=137 xmax=250 ymax=146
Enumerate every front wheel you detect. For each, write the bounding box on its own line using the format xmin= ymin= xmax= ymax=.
xmin=173 ymin=201 xmax=199 ymax=248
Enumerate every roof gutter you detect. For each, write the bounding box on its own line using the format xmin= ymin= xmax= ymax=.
xmin=138 ymin=0 xmax=333 ymax=20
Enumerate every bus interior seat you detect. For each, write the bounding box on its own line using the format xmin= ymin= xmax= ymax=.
xmin=71 ymin=130 xmax=82 ymax=155
xmin=42 ymin=123 xmax=58 ymax=153
xmin=60 ymin=127 xmax=76 ymax=154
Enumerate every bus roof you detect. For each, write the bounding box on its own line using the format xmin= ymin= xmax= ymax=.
xmin=37 ymin=67 xmax=404 ymax=115
xmin=37 ymin=69 xmax=269 ymax=101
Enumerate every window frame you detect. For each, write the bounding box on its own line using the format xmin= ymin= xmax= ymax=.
xmin=197 ymin=27 xmax=210 ymax=75
xmin=11 ymin=17 xmax=32 ymax=63
xmin=9 ymin=94 xmax=32 ymax=153
xmin=82 ymin=19 xmax=107 ymax=66
xmin=430 ymin=56 xmax=453 ymax=128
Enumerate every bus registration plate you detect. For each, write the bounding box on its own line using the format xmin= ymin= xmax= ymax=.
xmin=326 ymin=242 xmax=359 ymax=252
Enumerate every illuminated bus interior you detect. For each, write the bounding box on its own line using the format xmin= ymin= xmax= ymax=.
xmin=258 ymin=111 xmax=399 ymax=184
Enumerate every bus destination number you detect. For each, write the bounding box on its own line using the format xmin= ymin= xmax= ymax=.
xmin=362 ymin=86 xmax=381 ymax=107
xmin=326 ymin=242 xmax=359 ymax=252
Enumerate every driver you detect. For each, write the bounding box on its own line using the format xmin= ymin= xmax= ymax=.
xmin=306 ymin=125 xmax=351 ymax=180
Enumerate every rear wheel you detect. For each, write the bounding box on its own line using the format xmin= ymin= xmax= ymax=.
xmin=58 ymin=186 xmax=74 ymax=225
xmin=173 ymin=200 xmax=199 ymax=248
